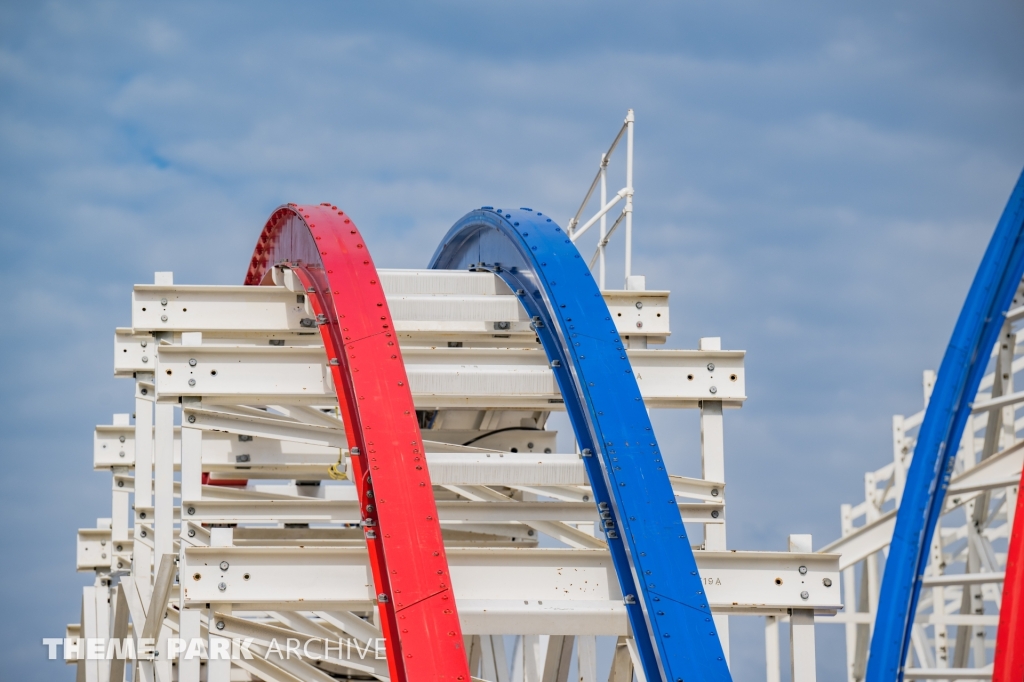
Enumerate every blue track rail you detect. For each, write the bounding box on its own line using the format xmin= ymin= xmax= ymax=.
xmin=868 ymin=168 xmax=1024 ymax=682
xmin=430 ymin=208 xmax=731 ymax=682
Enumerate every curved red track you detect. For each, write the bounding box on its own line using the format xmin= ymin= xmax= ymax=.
xmin=246 ymin=203 xmax=470 ymax=682
xmin=993 ymin=468 xmax=1024 ymax=682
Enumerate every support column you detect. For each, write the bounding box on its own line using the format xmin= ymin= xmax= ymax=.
xmin=207 ymin=527 xmax=234 ymax=682
xmin=699 ymin=338 xmax=730 ymax=665
xmin=109 ymin=584 xmax=130 ymax=682
xmin=94 ymin=581 xmax=111 ymax=682
xmin=541 ymin=635 xmax=574 ymax=682
xmin=839 ymin=504 xmax=859 ymax=682
xmin=765 ymin=615 xmax=781 ymax=682
xmin=788 ymin=535 xmax=816 ymax=680
xmin=523 ymin=635 xmax=541 ymax=682
xmin=153 ymin=401 xmax=174 ymax=564
xmin=480 ymin=635 xmax=509 ymax=682
xmin=577 ymin=635 xmax=596 ymax=682
xmin=111 ymin=467 xmax=130 ymax=574
xmin=134 ymin=378 xmax=154 ymax=602
xmin=929 ymin=533 xmax=949 ymax=668
xmin=153 ymin=400 xmax=175 ymax=682
xmin=83 ymin=585 xmax=99 ymax=682
xmin=789 ymin=609 xmax=817 ymax=682
xmin=892 ymin=415 xmax=907 ymax=499
xmin=607 ymin=636 xmax=633 ymax=682
xmin=179 ymin=417 xmax=203 ymax=682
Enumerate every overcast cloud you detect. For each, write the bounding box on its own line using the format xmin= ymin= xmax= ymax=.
xmin=1 ymin=1 xmax=1022 ymax=679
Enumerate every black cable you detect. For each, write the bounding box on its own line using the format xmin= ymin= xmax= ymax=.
xmin=461 ymin=426 xmax=541 ymax=447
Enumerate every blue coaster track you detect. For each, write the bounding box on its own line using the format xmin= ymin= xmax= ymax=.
xmin=430 ymin=207 xmax=732 ymax=682
xmin=868 ymin=168 xmax=1024 ymax=681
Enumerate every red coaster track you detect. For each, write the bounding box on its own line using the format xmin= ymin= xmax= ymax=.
xmin=993 ymin=467 xmax=1024 ymax=682
xmin=245 ymin=203 xmax=470 ymax=682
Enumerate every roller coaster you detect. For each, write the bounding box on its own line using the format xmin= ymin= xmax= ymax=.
xmin=62 ymin=112 xmax=1024 ymax=682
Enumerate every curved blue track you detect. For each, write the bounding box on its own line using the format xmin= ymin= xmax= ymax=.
xmin=430 ymin=208 xmax=731 ymax=682
xmin=868 ymin=168 xmax=1024 ymax=682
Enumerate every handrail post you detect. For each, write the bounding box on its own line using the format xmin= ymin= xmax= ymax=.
xmin=624 ymin=109 xmax=634 ymax=282
xmin=600 ymin=152 xmax=607 ymax=290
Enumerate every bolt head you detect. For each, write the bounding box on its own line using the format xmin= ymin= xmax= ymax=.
xmin=216 ymin=620 xmax=225 ymax=630
xmin=220 ymin=561 xmax=229 ymax=571
xmin=187 ymin=506 xmax=195 ymax=515
xmin=711 ymin=488 xmax=719 ymax=497
xmin=188 ymin=378 xmax=196 ymax=386
xmin=160 ymin=315 xmax=168 ymax=322
xmin=117 ymin=480 xmax=124 ymax=487
xmin=635 ymin=301 xmax=643 ymax=309
xmin=188 ymin=358 xmax=197 ymax=367
xmin=188 ymin=529 xmax=196 ymax=537
xmin=187 ymin=415 xmax=196 ymax=423
xmin=711 ymin=510 xmax=719 ymax=518
xmin=823 ymin=578 xmax=833 ymax=587
xmin=218 ymin=582 xmax=227 ymax=591
xmin=709 ymin=386 xmax=718 ymax=394
xmin=119 ymin=435 xmax=126 ymax=443
xmin=707 ymin=362 xmax=715 ymax=371
xmin=141 ymin=356 xmax=149 ymax=363
xmin=798 ymin=565 xmax=808 ymax=575
xmin=800 ymin=590 xmax=809 ymax=600
xmin=160 ymin=298 xmax=168 ymax=306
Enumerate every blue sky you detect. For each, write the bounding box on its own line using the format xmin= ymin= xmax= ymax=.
xmin=1 ymin=1 xmax=1022 ymax=679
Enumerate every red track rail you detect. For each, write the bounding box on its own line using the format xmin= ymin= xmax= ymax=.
xmin=246 ymin=203 xmax=470 ymax=682
xmin=993 ymin=467 xmax=1024 ymax=682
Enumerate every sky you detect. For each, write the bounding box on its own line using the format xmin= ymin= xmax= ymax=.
xmin=1 ymin=1 xmax=1022 ymax=680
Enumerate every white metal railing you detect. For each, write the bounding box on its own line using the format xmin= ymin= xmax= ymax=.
xmin=568 ymin=109 xmax=635 ymax=289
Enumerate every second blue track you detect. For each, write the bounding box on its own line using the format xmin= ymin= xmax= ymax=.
xmin=431 ymin=207 xmax=732 ymax=682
